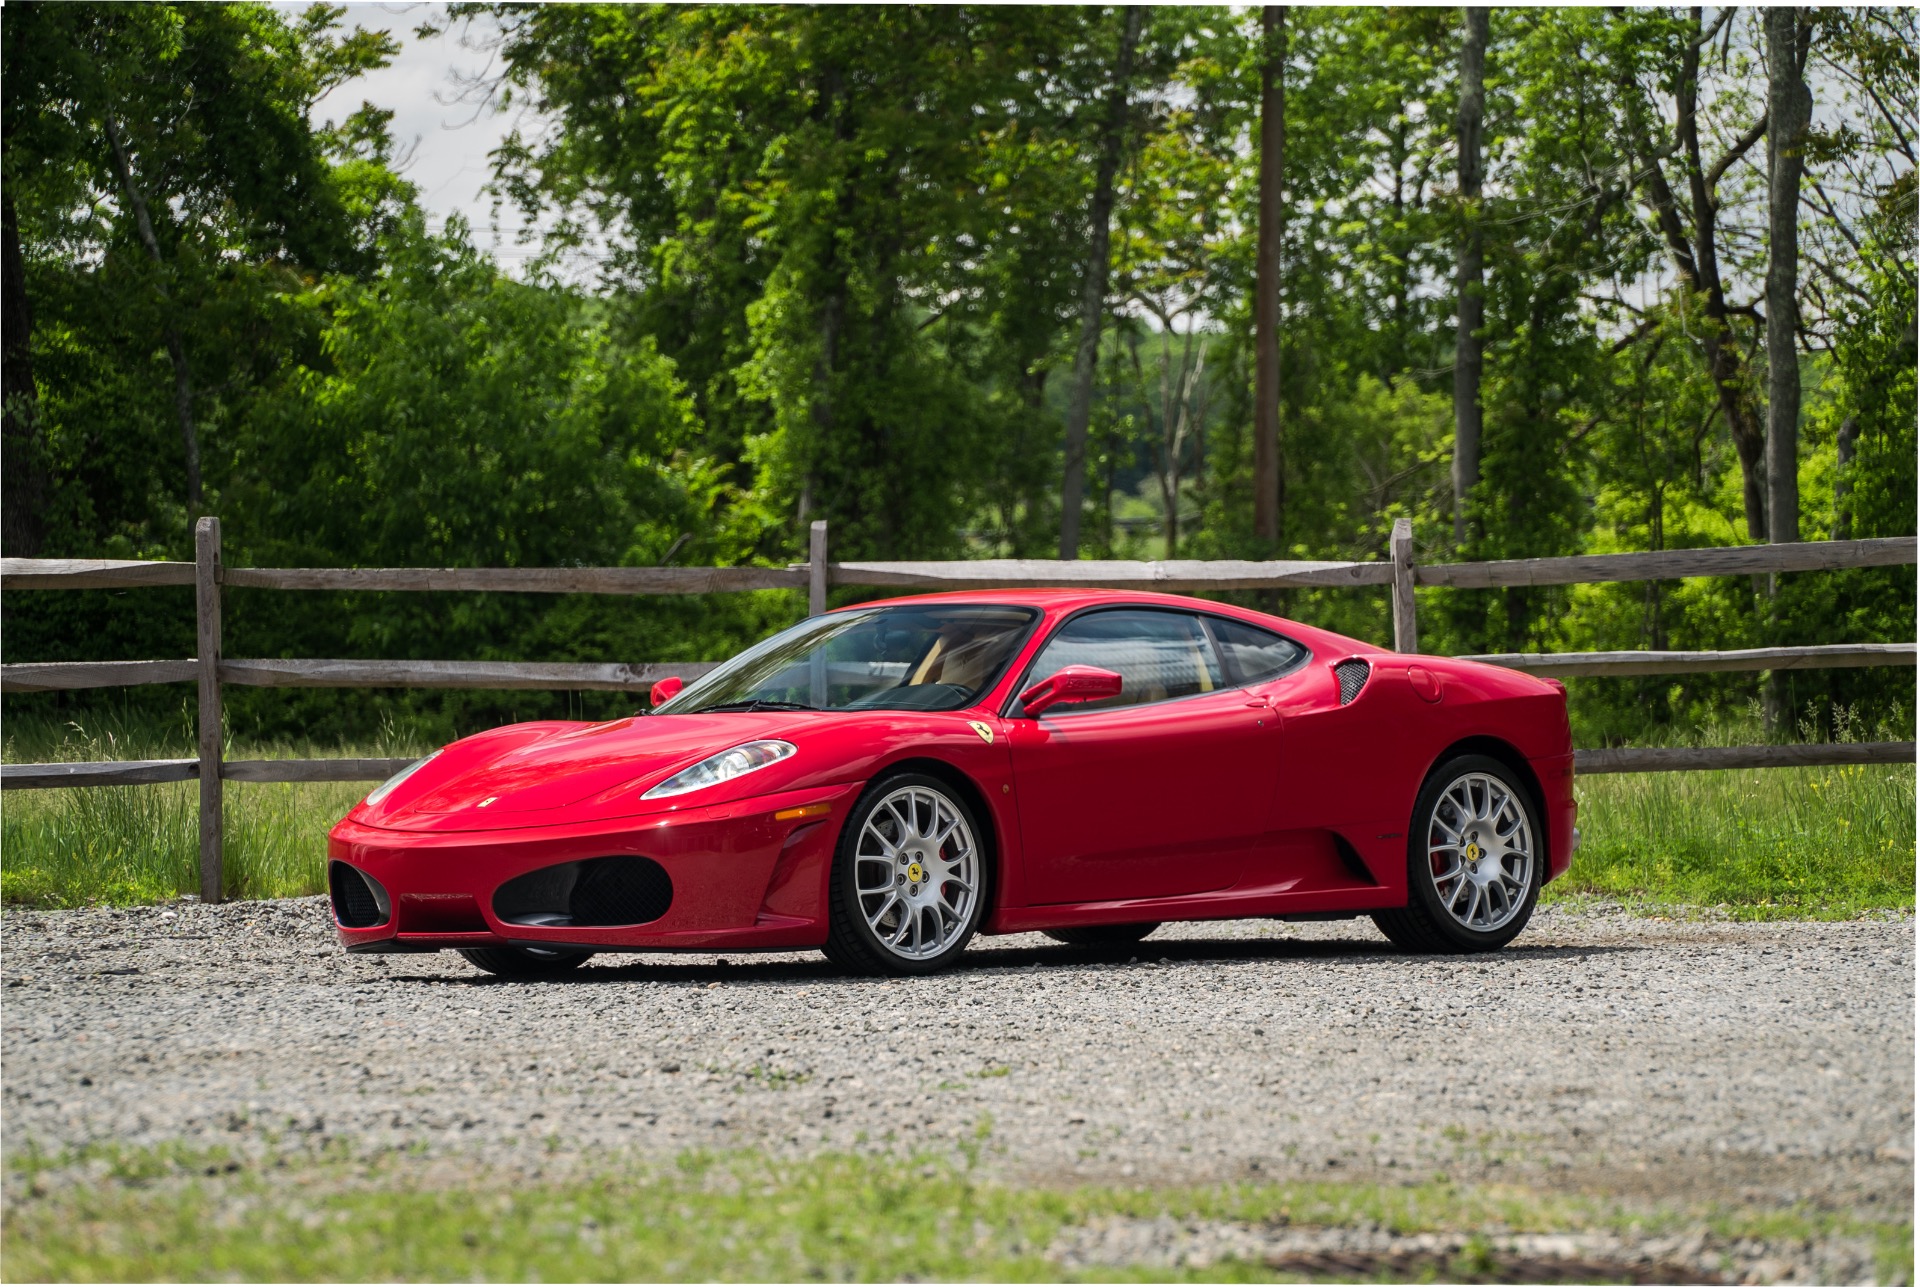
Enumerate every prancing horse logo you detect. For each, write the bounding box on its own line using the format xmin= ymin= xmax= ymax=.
xmin=967 ymin=720 xmax=994 ymax=744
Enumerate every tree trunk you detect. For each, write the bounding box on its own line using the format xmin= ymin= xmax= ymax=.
xmin=1450 ymin=7 xmax=1489 ymax=547
xmin=1252 ymin=4 xmax=1287 ymax=547
xmin=2 ymin=191 xmax=47 ymax=557
xmin=1059 ymin=6 xmax=1144 ymax=560
xmin=1832 ymin=414 xmax=1858 ymax=540
xmin=1167 ymin=338 xmax=1204 ymax=556
xmin=1626 ymin=12 xmax=1769 ymax=540
xmin=103 ymin=114 xmax=202 ymax=511
xmin=1764 ymin=7 xmax=1811 ymax=546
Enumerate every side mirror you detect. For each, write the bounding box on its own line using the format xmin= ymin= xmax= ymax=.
xmin=1018 ymin=665 xmax=1123 ymax=717
xmin=649 ymin=676 xmax=684 ymax=709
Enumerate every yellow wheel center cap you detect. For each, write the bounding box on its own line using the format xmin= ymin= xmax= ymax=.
xmin=1464 ymin=842 xmax=1483 ymax=863
xmin=907 ymin=862 xmax=926 ymax=884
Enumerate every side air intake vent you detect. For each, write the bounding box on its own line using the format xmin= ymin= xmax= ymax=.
xmin=493 ymin=856 xmax=674 ymax=928
xmin=1333 ymin=658 xmax=1370 ymax=705
xmin=329 ymin=861 xmax=390 ymax=928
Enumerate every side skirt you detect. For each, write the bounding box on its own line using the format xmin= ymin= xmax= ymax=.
xmin=984 ymin=881 xmax=1405 ymax=936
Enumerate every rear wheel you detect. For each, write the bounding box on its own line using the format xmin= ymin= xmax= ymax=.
xmin=1044 ymin=922 xmax=1160 ymax=949
xmin=458 ymin=946 xmax=594 ymax=978
xmin=1372 ymin=754 xmax=1542 ymax=954
xmin=823 ymin=773 xmax=988 ymax=976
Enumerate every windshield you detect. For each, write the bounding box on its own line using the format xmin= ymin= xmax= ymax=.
xmin=657 ymin=604 xmax=1038 ymax=715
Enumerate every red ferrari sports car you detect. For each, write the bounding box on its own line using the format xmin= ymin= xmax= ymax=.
xmin=327 ymin=590 xmax=1576 ymax=976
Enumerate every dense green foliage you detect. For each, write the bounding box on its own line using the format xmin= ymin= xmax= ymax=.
xmin=3 ymin=3 xmax=1913 ymax=749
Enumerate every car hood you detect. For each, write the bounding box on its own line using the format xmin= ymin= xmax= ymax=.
xmin=351 ymin=711 xmax=821 ymax=832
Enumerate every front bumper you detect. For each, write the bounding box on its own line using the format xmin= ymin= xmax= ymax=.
xmin=326 ymin=782 xmax=856 ymax=954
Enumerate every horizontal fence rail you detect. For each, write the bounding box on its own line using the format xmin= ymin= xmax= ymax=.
xmin=0 ymin=659 xmax=724 ymax=693
xmin=9 ymin=647 xmax=1914 ymax=694
xmin=3 ymin=518 xmax=1913 ymax=897
xmin=8 ymin=536 xmax=1912 ymax=596
xmin=0 ymin=559 xmax=197 ymax=589
xmin=1416 ymin=536 xmax=1917 ymax=589
xmin=0 ymin=559 xmax=803 ymax=595
xmin=2 ymin=758 xmax=201 ymax=788
xmin=814 ymin=536 xmax=1919 ymax=593
xmin=1463 ymin=642 xmax=1918 ymax=678
xmin=215 ymin=659 xmax=724 ymax=691
xmin=0 ymin=757 xmax=421 ymax=789
xmin=220 ymin=566 xmax=805 ymax=595
xmin=11 ymin=742 xmax=1913 ymax=791
xmin=1574 ymin=742 xmax=1917 ymax=774
xmin=822 ymin=557 xmax=1392 ymax=591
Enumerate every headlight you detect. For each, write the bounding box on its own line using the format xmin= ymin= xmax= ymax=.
xmin=642 ymin=740 xmax=795 ymax=800
xmin=366 ymin=750 xmax=441 ymax=806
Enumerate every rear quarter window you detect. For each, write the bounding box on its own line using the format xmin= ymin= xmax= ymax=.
xmin=1205 ymin=616 xmax=1310 ymax=685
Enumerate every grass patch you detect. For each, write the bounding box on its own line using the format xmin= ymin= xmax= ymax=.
xmin=4 ymin=1143 xmax=1908 ymax=1283
xmin=4 ymin=707 xmax=1913 ymax=918
xmin=1550 ymin=763 xmax=1915 ymax=919
xmin=0 ymin=709 xmax=429 ymax=907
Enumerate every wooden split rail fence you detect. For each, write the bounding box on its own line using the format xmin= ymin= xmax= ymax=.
xmin=2 ymin=517 xmax=1913 ymax=900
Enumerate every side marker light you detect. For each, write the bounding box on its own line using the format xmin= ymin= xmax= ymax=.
xmin=774 ymin=802 xmax=832 ymax=822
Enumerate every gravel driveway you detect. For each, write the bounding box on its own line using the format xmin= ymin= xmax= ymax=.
xmin=3 ymin=899 xmax=1912 ymax=1276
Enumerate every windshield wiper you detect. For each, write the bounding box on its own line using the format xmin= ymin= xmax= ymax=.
xmin=689 ymin=699 xmax=819 ymax=714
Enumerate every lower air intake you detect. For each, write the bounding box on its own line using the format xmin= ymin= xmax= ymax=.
xmin=329 ymin=861 xmax=389 ymax=928
xmin=493 ymin=856 xmax=674 ymax=928
xmin=1333 ymin=658 xmax=1370 ymax=705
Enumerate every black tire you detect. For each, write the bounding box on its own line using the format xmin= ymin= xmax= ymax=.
xmin=1044 ymin=922 xmax=1160 ymax=948
xmin=822 ymin=772 xmax=990 ymax=976
xmin=1371 ymin=753 xmax=1543 ymax=955
xmin=458 ymin=946 xmax=595 ymax=978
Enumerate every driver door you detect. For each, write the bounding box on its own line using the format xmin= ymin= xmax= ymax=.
xmin=1006 ymin=609 xmax=1280 ymax=904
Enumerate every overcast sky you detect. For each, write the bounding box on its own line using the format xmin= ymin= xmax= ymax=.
xmin=305 ymin=3 xmax=552 ymax=270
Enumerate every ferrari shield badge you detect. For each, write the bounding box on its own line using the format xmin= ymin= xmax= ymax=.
xmin=967 ymin=720 xmax=994 ymax=744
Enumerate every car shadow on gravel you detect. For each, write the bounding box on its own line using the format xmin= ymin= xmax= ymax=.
xmin=380 ymin=936 xmax=1639 ymax=986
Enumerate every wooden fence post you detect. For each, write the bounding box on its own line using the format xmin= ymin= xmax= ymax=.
xmin=807 ymin=520 xmax=829 ymax=707
xmin=194 ymin=516 xmax=223 ymax=903
xmin=808 ymin=520 xmax=828 ymax=618
xmin=1390 ymin=517 xmax=1418 ymax=653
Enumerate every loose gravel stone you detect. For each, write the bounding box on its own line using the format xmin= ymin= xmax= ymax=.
xmin=2 ymin=898 xmax=1911 ymax=1279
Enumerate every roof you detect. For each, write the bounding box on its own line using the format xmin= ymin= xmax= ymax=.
xmin=829 ymin=586 xmax=1392 ymax=657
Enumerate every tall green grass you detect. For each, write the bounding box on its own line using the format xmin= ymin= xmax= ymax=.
xmin=1555 ymin=762 xmax=1915 ymax=918
xmin=3 ymin=707 xmax=1913 ymax=915
xmin=0 ymin=708 xmax=430 ymax=907
xmin=1545 ymin=702 xmax=1915 ymax=918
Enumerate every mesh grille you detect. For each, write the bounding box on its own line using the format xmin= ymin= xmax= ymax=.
xmin=570 ymin=857 xmax=674 ymax=927
xmin=493 ymin=856 xmax=675 ymax=928
xmin=1333 ymin=658 xmax=1370 ymax=705
xmin=329 ymin=862 xmax=387 ymax=928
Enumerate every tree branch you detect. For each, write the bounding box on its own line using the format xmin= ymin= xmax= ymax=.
xmin=1610 ymin=315 xmax=1661 ymax=354
xmin=1804 ymin=178 xmax=1864 ymax=255
xmin=1808 ymin=253 xmax=1872 ymax=304
xmin=1704 ymin=112 xmax=1767 ymax=192
xmin=1692 ymin=6 xmax=1735 ymax=49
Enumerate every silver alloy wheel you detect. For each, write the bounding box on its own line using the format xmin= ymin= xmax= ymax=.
xmin=1424 ymin=770 xmax=1535 ymax=932
xmin=854 ymin=784 xmax=979 ymax=961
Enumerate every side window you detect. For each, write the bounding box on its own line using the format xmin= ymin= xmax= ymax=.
xmin=1206 ymin=616 xmax=1309 ymax=685
xmin=1021 ymin=610 xmax=1224 ymax=713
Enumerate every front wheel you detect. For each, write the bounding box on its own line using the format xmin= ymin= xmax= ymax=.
xmin=458 ymin=946 xmax=594 ymax=978
xmin=1371 ymin=754 xmax=1542 ymax=954
xmin=822 ymin=773 xmax=988 ymax=976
